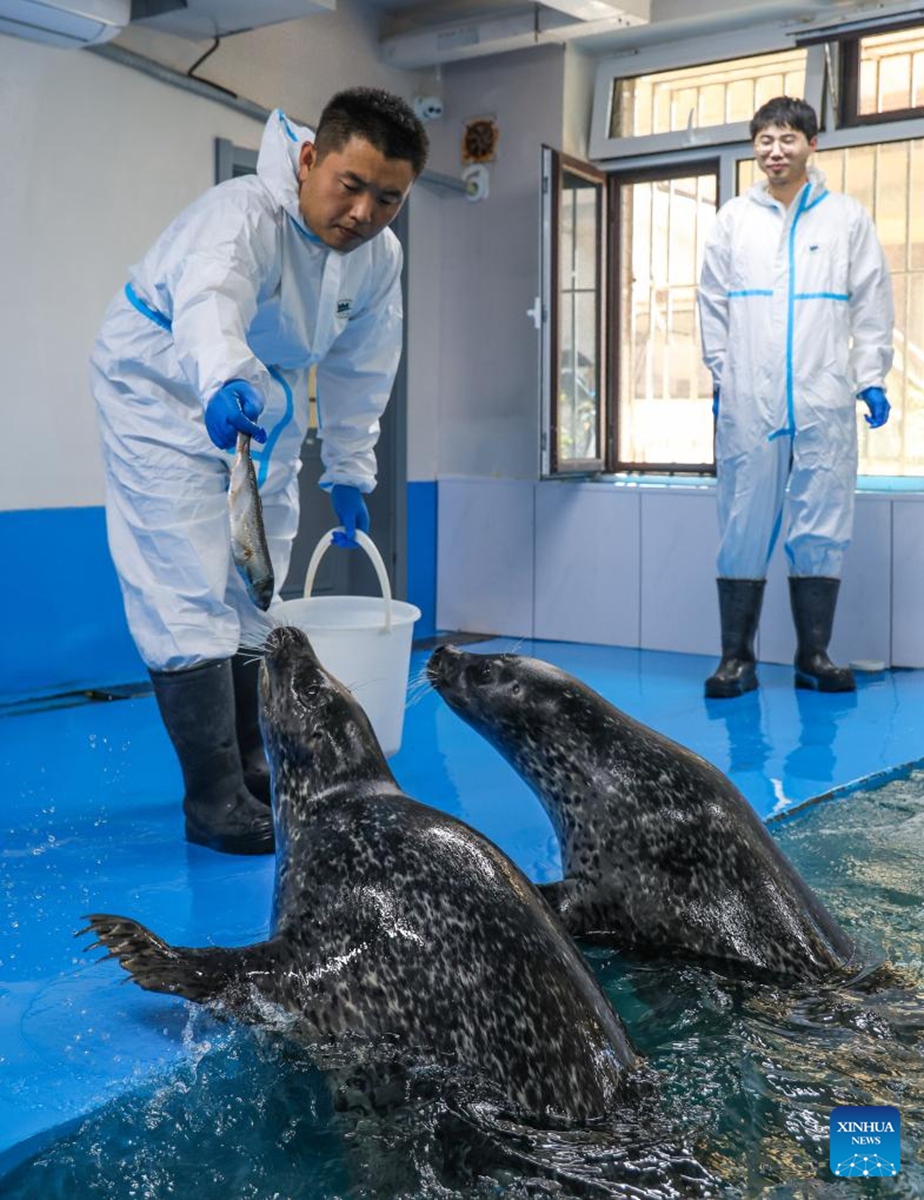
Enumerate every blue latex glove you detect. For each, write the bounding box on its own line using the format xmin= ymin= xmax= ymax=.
xmin=330 ymin=484 xmax=370 ymax=549
xmin=204 ymin=379 xmax=267 ymax=450
xmin=858 ymin=386 xmax=890 ymax=429
xmin=712 ymin=386 xmax=720 ymax=418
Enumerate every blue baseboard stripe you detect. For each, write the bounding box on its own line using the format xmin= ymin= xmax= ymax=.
xmin=0 ymin=507 xmax=144 ymax=702
xmin=406 ymin=481 xmax=437 ymax=640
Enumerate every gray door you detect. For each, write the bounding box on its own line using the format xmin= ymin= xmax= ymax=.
xmin=282 ymin=205 xmax=408 ymax=603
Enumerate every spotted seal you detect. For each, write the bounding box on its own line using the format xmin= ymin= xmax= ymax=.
xmin=427 ymin=646 xmax=855 ymax=982
xmin=83 ymin=627 xmax=638 ymax=1122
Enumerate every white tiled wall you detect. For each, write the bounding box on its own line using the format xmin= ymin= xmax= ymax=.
xmin=436 ymin=479 xmax=535 ymax=637
xmin=435 ymin=479 xmax=924 ymax=667
xmin=893 ymin=499 xmax=924 ymax=666
xmin=639 ymin=490 xmax=719 ymax=656
xmin=534 ymin=484 xmax=641 ymax=646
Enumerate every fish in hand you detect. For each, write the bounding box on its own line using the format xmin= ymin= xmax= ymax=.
xmin=229 ymin=433 xmax=274 ymax=611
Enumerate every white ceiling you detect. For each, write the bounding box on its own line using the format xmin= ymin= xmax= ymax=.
xmin=125 ymin=0 xmax=861 ymax=66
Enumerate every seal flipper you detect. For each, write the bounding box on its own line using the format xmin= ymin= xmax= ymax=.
xmin=80 ymin=913 xmax=288 ymax=1008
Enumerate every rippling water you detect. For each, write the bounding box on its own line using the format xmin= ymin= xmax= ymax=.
xmin=4 ymin=771 xmax=924 ymax=1199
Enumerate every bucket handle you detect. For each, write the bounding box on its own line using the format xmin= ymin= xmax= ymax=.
xmin=303 ymin=528 xmax=393 ymax=632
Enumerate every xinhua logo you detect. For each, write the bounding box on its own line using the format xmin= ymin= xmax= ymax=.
xmin=829 ymin=1105 xmax=900 ymax=1178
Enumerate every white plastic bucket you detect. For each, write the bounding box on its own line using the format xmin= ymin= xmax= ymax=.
xmin=270 ymin=528 xmax=420 ymax=758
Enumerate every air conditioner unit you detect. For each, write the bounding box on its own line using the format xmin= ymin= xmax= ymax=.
xmin=0 ymin=0 xmax=129 ymax=47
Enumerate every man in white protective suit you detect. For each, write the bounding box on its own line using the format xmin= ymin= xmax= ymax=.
xmin=91 ymin=89 xmax=428 ymax=854
xmin=698 ymin=96 xmax=893 ymax=700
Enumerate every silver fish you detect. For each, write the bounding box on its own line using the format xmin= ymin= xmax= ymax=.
xmin=229 ymin=433 xmax=274 ymax=611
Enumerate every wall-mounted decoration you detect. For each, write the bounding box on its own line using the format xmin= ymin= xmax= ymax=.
xmin=462 ymin=115 xmax=499 ymax=165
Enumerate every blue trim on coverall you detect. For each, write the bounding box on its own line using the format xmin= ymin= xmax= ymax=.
xmin=773 ymin=185 xmax=831 ymax=443
xmin=124 ymin=282 xmax=171 ymax=331
xmin=252 ymin=366 xmax=294 ymax=488
xmin=765 ymin=186 xmax=831 ymax=564
xmin=286 ymin=211 xmax=325 ymax=247
xmin=277 ymin=111 xmax=299 ymax=142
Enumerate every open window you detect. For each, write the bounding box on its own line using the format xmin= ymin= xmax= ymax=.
xmin=540 ymin=148 xmax=607 ymax=476
xmin=540 ymin=148 xmax=718 ymax=477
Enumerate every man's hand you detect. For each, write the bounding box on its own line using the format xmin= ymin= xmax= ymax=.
xmin=330 ymin=484 xmax=370 ymax=549
xmin=205 ymin=379 xmax=267 ymax=450
xmin=858 ymin=386 xmax=890 ymax=429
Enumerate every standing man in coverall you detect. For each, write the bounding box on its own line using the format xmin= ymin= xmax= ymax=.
xmin=698 ymin=96 xmax=893 ymax=699
xmin=91 ymin=89 xmax=428 ymax=853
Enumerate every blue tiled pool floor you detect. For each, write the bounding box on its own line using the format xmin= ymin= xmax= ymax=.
xmin=3 ymin=638 xmax=924 ymax=1169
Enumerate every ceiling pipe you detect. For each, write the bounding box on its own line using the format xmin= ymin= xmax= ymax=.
xmin=380 ymin=2 xmax=648 ymax=70
xmin=380 ymin=0 xmax=847 ymax=69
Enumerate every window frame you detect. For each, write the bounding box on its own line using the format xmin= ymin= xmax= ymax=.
xmin=608 ymin=158 xmax=720 ymax=475
xmin=838 ymin=19 xmax=924 ymax=128
xmin=588 ymin=29 xmax=826 ymax=161
xmin=541 ymin=147 xmax=609 ymax=478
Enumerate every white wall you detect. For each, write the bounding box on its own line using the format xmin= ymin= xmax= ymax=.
xmin=405 ymin=183 xmax=444 ymax=482
xmin=0 ymin=38 xmax=257 ymax=510
xmin=422 ymin=45 xmax=566 ymax=482
xmin=0 ymin=0 xmax=421 ymax=513
xmin=562 ymin=45 xmax=596 ymax=160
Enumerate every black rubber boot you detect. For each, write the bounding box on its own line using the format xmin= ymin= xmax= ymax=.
xmin=789 ymin=576 xmax=856 ymax=693
xmin=704 ymin=578 xmax=766 ymax=699
xmin=230 ymin=652 xmax=271 ymax=806
xmin=149 ymin=659 xmax=275 ymax=855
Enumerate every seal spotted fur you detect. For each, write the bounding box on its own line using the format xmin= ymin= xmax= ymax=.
xmin=427 ymin=646 xmax=855 ymax=982
xmin=84 ymin=627 xmax=638 ymax=1121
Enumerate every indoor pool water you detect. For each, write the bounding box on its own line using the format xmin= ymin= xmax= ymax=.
xmin=2 ymin=769 xmax=923 ymax=1199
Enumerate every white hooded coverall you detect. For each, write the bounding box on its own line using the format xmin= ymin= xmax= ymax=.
xmin=698 ymin=168 xmax=893 ymax=581
xmin=90 ymin=110 xmax=403 ymax=671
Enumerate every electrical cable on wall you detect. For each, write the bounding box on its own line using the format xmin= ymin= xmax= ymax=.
xmin=185 ymin=33 xmax=237 ymax=98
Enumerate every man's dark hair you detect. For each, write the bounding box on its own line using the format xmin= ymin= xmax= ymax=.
xmin=749 ymin=96 xmax=818 ymax=142
xmin=315 ymin=87 xmax=429 ymax=176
